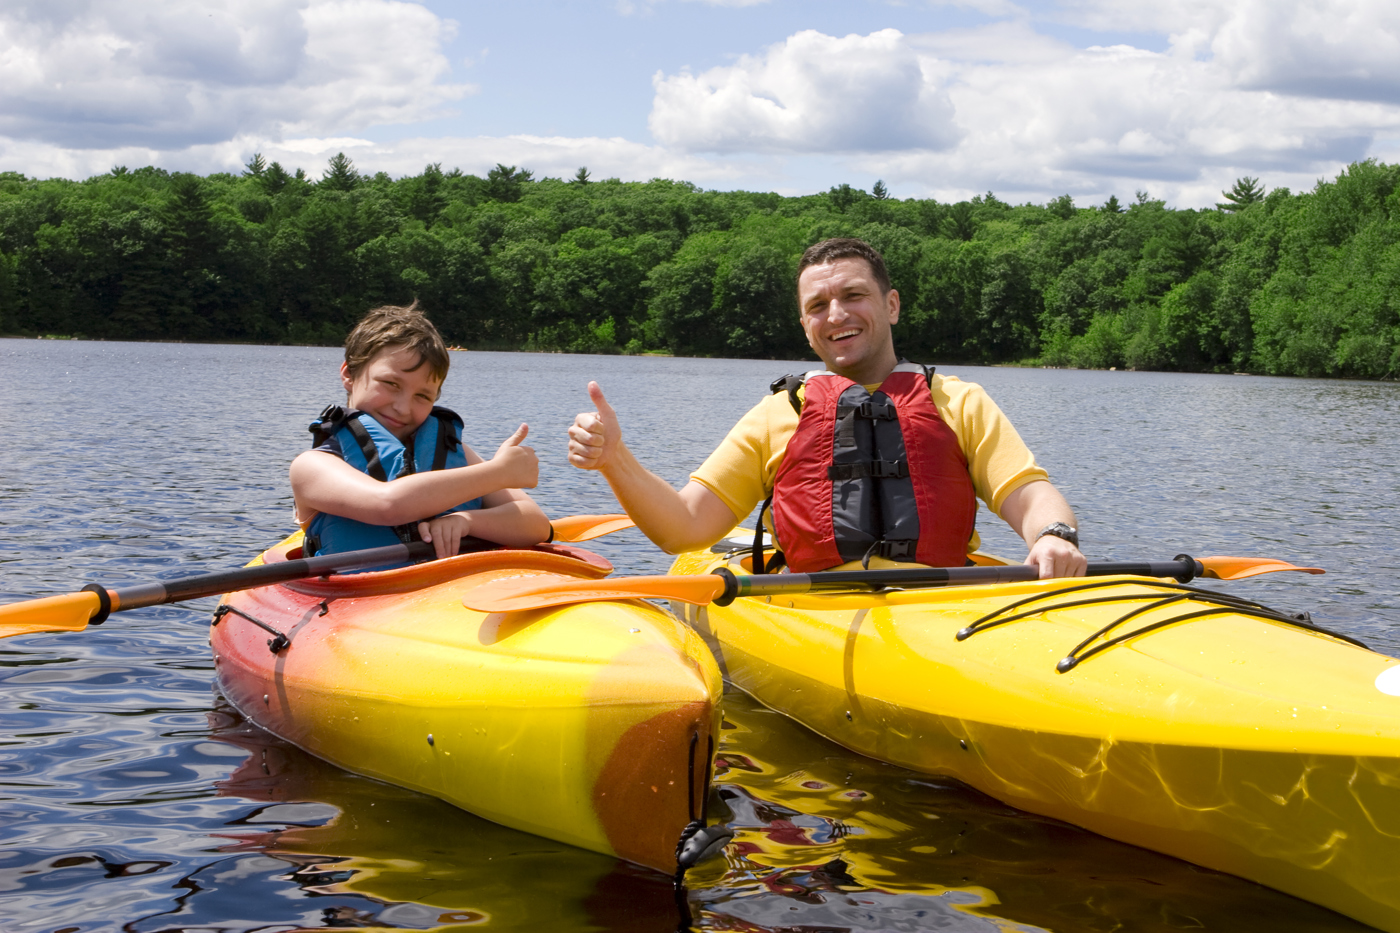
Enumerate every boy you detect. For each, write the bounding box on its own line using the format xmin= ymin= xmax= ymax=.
xmin=291 ymin=303 xmax=550 ymax=560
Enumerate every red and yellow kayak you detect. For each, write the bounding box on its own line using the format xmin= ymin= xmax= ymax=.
xmin=212 ymin=534 xmax=723 ymax=873
xmin=669 ymin=544 xmax=1400 ymax=932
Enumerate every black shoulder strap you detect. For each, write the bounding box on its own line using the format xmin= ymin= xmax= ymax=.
xmin=342 ymin=416 xmax=388 ymax=482
xmin=753 ymin=494 xmax=772 ymax=575
xmin=429 ymin=406 xmax=463 ymax=471
xmin=770 ymin=373 xmax=804 ymax=415
xmin=309 ymin=404 xmax=348 ymax=449
xmin=310 ymin=405 xmax=389 ymax=482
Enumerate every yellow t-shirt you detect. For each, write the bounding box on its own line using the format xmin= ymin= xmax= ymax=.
xmin=689 ymin=373 xmax=1048 ymax=552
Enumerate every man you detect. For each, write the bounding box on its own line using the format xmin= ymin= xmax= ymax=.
xmin=567 ymin=237 xmax=1086 ymax=578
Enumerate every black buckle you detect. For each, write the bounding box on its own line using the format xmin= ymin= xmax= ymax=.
xmin=857 ymin=398 xmax=896 ymax=420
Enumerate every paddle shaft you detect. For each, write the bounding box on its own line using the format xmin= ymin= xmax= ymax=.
xmin=712 ymin=556 xmax=1205 ymax=605
xmin=97 ymin=540 xmax=439 ymax=618
xmin=89 ymin=517 xmax=636 ymax=620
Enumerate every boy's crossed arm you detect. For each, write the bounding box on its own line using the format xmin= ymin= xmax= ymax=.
xmin=292 ymin=423 xmax=550 ymax=556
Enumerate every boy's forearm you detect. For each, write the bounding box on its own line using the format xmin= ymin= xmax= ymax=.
xmin=460 ymin=500 xmax=551 ymax=547
xmin=376 ymin=460 xmax=523 ymax=525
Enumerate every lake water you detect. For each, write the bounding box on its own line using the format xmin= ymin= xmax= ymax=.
xmin=2 ymin=338 xmax=1397 ymax=932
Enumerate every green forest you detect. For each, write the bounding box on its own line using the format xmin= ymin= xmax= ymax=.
xmin=3 ymin=154 xmax=1400 ymax=378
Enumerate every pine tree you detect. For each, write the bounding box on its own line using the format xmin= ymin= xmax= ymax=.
xmin=321 ymin=152 xmax=360 ymax=191
xmin=486 ymin=163 xmax=533 ymax=202
xmin=1217 ymin=176 xmax=1265 ymax=211
xmin=872 ymin=179 xmax=889 ymax=200
xmin=573 ymin=166 xmax=591 ymax=185
xmin=243 ymin=153 xmax=267 ymax=177
xmin=260 ymin=161 xmax=291 ymax=195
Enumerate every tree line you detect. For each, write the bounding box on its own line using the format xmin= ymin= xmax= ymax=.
xmin=2 ymin=155 xmax=1399 ymax=378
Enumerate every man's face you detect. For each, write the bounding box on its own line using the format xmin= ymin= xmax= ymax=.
xmin=797 ymin=257 xmax=900 ymax=384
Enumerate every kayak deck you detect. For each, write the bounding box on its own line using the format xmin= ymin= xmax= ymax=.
xmin=670 ymin=547 xmax=1400 ymax=932
xmin=213 ymin=536 xmax=723 ymax=873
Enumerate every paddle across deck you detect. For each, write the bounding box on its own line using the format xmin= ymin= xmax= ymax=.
xmin=669 ymin=548 xmax=1400 ymax=932
xmin=213 ymin=538 xmax=722 ymax=873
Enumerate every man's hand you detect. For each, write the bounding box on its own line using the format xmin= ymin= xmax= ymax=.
xmin=492 ymin=423 xmax=538 ymax=488
xmin=1024 ymin=533 xmax=1087 ymax=579
xmin=998 ymin=480 xmax=1086 ymax=579
xmin=418 ymin=512 xmax=472 ymax=560
xmin=568 ymin=382 xmax=621 ymax=472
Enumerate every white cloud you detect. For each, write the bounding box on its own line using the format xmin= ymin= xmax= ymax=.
xmin=6 ymin=0 xmax=1400 ymax=209
xmin=1047 ymin=0 xmax=1400 ymax=101
xmin=252 ymin=133 xmax=758 ymax=183
xmin=0 ymin=0 xmax=469 ymax=151
xmin=644 ymin=14 xmax=1400 ymax=206
xmin=0 ymin=131 xmax=765 ymax=189
xmin=650 ymin=29 xmax=958 ymax=153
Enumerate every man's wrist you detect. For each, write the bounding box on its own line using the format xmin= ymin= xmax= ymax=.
xmin=1035 ymin=521 xmax=1079 ymax=548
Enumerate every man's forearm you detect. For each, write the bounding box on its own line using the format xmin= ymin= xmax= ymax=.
xmin=601 ymin=444 xmax=733 ymax=554
xmin=1003 ymin=480 xmax=1077 ymax=546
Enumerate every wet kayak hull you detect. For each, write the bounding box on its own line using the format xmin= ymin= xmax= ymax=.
xmin=670 ymin=548 xmax=1400 ymax=931
xmin=213 ymin=537 xmax=723 ymax=873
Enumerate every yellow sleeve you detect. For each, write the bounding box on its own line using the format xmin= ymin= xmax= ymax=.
xmin=689 ymin=392 xmax=799 ymax=522
xmin=931 ymin=374 xmax=1048 ymax=515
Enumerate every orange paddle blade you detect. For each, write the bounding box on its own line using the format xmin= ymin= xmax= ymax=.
xmin=0 ymin=591 xmax=102 ymax=639
xmin=550 ymin=514 xmax=636 ymax=543
xmin=463 ymin=573 xmax=725 ymax=613
xmin=1198 ymin=556 xmax=1325 ymax=580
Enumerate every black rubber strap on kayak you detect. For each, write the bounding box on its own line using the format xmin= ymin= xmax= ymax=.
xmin=80 ymin=584 xmax=112 ymax=625
xmin=957 ymin=576 xmax=1273 ymax=641
xmin=212 ymin=604 xmax=290 ymax=654
xmin=1056 ymin=603 xmax=1365 ymax=672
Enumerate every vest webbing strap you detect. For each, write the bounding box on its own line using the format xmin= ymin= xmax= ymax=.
xmin=828 ymin=459 xmax=909 ymax=481
xmin=342 ymin=417 xmax=388 ymax=482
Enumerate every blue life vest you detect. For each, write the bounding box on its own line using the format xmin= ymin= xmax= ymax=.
xmin=303 ymin=404 xmax=483 ymax=558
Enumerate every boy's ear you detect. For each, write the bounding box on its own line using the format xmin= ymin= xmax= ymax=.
xmin=340 ymin=362 xmax=355 ymax=394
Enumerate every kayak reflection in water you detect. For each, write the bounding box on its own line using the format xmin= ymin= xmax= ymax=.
xmin=568 ymin=237 xmax=1086 ymax=579
xmin=291 ymin=302 xmax=551 ymax=564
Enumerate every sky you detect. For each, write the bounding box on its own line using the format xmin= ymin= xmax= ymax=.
xmin=3 ymin=0 xmax=1400 ymax=207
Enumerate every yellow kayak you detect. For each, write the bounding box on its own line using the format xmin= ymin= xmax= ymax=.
xmin=668 ymin=545 xmax=1400 ymax=932
xmin=211 ymin=534 xmax=723 ymax=873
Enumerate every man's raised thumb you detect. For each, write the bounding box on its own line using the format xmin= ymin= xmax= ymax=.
xmin=588 ymin=381 xmax=616 ymax=420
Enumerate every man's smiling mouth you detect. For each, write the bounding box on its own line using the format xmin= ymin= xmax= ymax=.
xmin=830 ymin=329 xmax=861 ymax=342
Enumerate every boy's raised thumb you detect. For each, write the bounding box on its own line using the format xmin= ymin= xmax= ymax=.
xmin=504 ymin=423 xmax=529 ymax=445
xmin=588 ymin=381 xmax=616 ymax=419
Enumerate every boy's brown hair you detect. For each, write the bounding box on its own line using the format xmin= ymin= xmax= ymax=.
xmin=342 ymin=301 xmax=451 ymax=384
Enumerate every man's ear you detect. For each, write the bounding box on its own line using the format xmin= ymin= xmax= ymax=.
xmin=887 ymin=288 xmax=901 ymax=326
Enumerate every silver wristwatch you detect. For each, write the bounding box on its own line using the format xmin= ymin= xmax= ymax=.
xmin=1036 ymin=522 xmax=1079 ymax=548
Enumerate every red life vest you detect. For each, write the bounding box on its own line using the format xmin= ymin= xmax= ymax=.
xmin=767 ymin=362 xmax=978 ymax=573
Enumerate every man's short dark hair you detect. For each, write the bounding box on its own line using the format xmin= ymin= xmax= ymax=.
xmin=797 ymin=238 xmax=892 ymax=296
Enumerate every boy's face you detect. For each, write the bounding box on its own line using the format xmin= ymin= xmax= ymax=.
xmin=341 ymin=346 xmax=443 ymax=442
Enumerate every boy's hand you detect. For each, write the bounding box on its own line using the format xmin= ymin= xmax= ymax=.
xmin=419 ymin=512 xmax=472 ymax=560
xmin=492 ymin=423 xmax=539 ymax=488
xmin=568 ymin=382 xmax=620 ymax=471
